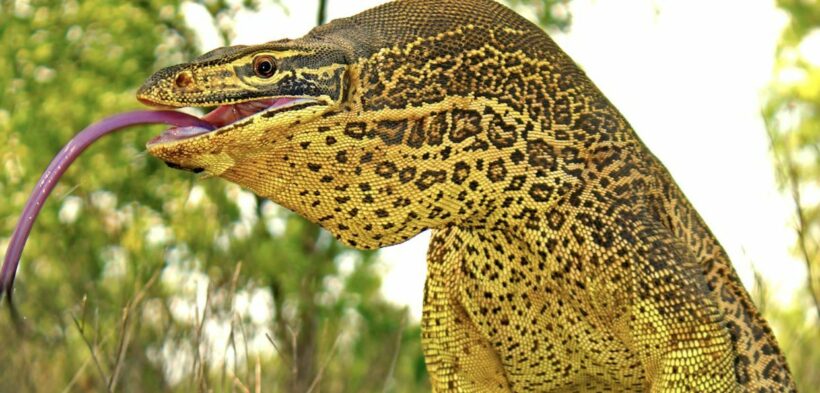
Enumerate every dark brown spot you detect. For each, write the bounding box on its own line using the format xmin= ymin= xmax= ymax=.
xmin=336 ymin=150 xmax=348 ymax=164
xmin=529 ymin=183 xmax=554 ymax=203
xmin=399 ymin=167 xmax=417 ymax=184
xmin=376 ymin=119 xmax=408 ymax=145
xmin=375 ymin=162 xmax=398 ymax=179
xmin=344 ymin=122 xmax=368 ymax=140
xmin=427 ymin=112 xmax=448 ymax=146
xmin=488 ymin=113 xmax=518 ymax=148
xmin=407 ymin=119 xmax=426 ymax=148
xmin=504 ymin=175 xmax=527 ymax=191
xmin=416 ymin=170 xmax=447 ymax=191
xmin=527 ymin=139 xmax=555 ymax=170
xmin=487 ymin=159 xmax=508 ymax=183
xmin=449 ymin=109 xmax=482 ymax=143
xmin=452 ymin=161 xmax=471 ymax=185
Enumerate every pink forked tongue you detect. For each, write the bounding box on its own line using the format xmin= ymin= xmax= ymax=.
xmin=1 ymin=111 xmax=214 ymax=301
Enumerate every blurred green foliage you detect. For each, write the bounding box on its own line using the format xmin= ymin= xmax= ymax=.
xmin=762 ymin=1 xmax=820 ymax=391
xmin=505 ymin=0 xmax=572 ymax=32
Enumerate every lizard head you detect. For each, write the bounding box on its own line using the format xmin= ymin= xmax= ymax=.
xmin=139 ymin=38 xmax=454 ymax=250
xmin=137 ymin=40 xmax=350 ymax=175
xmin=137 ymin=36 xmax=497 ymax=250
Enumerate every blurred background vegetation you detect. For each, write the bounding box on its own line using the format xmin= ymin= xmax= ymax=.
xmin=0 ymin=0 xmax=816 ymax=392
xmin=762 ymin=0 xmax=820 ymax=386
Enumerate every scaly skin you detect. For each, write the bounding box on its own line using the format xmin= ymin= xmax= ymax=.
xmin=137 ymin=0 xmax=796 ymax=391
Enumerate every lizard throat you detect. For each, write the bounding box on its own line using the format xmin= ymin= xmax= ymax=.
xmin=146 ymin=97 xmax=320 ymax=146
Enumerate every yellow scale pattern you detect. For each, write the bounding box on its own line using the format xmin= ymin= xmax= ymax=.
xmin=137 ymin=0 xmax=797 ymax=391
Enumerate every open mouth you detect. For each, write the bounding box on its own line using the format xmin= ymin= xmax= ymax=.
xmin=145 ymin=96 xmax=320 ymax=146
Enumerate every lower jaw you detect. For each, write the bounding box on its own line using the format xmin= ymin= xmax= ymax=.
xmin=147 ymin=125 xmax=215 ymax=145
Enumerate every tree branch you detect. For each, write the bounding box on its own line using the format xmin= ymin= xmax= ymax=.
xmin=317 ymin=0 xmax=328 ymax=25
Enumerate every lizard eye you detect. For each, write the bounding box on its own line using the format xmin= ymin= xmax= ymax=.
xmin=253 ymin=56 xmax=276 ymax=78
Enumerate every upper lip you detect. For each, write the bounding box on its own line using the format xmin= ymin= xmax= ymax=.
xmin=142 ymin=96 xmax=323 ymax=146
xmin=140 ymin=96 xmax=322 ymax=129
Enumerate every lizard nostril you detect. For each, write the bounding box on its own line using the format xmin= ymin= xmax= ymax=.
xmin=175 ymin=71 xmax=194 ymax=88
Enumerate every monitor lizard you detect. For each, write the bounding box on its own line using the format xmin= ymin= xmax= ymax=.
xmin=137 ymin=0 xmax=796 ymax=391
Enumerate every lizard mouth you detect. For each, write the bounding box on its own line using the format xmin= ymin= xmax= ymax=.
xmin=144 ymin=97 xmax=321 ymax=146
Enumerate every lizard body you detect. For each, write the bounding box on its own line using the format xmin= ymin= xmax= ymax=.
xmin=137 ymin=0 xmax=796 ymax=391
